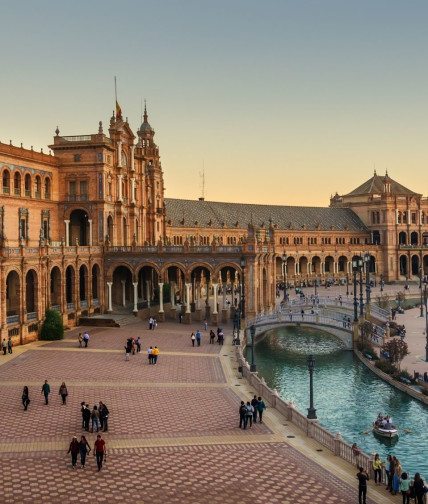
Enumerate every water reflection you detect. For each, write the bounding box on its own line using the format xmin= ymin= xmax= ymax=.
xmin=244 ymin=325 xmax=428 ymax=477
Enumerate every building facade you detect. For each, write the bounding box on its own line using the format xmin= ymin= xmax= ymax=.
xmin=1 ymin=107 xmax=427 ymax=344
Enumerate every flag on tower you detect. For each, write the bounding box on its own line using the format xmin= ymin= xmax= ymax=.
xmin=116 ymin=100 xmax=122 ymax=120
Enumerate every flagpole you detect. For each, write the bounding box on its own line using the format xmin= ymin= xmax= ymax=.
xmin=114 ymin=76 xmax=117 ymax=105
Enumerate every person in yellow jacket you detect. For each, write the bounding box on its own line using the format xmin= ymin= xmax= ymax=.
xmin=152 ymin=346 xmax=159 ymax=364
xmin=372 ymin=453 xmax=382 ymax=485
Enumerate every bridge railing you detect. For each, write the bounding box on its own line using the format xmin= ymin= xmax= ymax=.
xmin=236 ymin=346 xmax=374 ymax=478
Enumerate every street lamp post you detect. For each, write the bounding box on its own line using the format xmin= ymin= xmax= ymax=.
xmin=420 ymin=267 xmax=424 ymax=318
xmin=250 ymin=325 xmax=256 ymax=372
xmin=307 ymin=355 xmax=317 ymax=420
xmin=314 ymin=278 xmax=317 ymax=297
xmin=424 ymin=280 xmax=428 ymax=362
xmin=346 ymin=274 xmax=349 ymax=296
xmin=282 ymin=252 xmax=287 ymax=303
xmin=380 ymin=274 xmax=384 ymax=292
xmin=352 ymin=258 xmax=363 ymax=322
xmin=235 ymin=308 xmax=241 ymax=346
xmin=364 ymin=253 xmax=371 ymax=310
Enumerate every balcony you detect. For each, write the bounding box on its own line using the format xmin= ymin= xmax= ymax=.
xmin=7 ymin=315 xmax=19 ymax=325
xmin=27 ymin=312 xmax=37 ymax=321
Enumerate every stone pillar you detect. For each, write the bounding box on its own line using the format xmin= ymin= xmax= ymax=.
xmin=185 ymin=283 xmax=191 ymax=313
xmin=133 ymin=282 xmax=138 ymax=314
xmin=130 ymin=145 xmax=135 ymax=172
xmin=158 ymin=282 xmax=165 ymax=321
xmin=222 ymin=287 xmax=227 ymax=309
xmin=121 ymin=280 xmax=126 ymax=307
xmin=117 ymin=174 xmax=123 ymax=201
xmin=212 ymin=283 xmax=218 ymax=314
xmin=107 ymin=282 xmax=113 ymax=312
xmin=88 ymin=219 xmax=93 ymax=246
xmin=171 ymin=282 xmax=176 ymax=308
xmin=130 ymin=177 xmax=136 ymax=204
xmin=64 ymin=220 xmax=70 ymax=246
xmin=146 ymin=280 xmax=151 ymax=308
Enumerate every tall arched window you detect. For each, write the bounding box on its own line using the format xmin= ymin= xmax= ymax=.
xmin=25 ymin=174 xmax=32 ymax=196
xmin=35 ymin=175 xmax=41 ymax=198
xmin=2 ymin=170 xmax=10 ymax=194
xmin=44 ymin=177 xmax=51 ymax=199
xmin=14 ymin=172 xmax=21 ymax=195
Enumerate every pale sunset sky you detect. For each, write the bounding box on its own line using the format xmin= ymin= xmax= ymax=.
xmin=1 ymin=0 xmax=428 ymax=206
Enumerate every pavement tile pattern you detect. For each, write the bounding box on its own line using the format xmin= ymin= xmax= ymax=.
xmin=0 ymin=319 xmax=380 ymax=503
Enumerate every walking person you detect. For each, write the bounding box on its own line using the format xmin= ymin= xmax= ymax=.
xmin=245 ymin=401 xmax=254 ymax=428
xmin=41 ymin=379 xmax=50 ymax=405
xmin=148 ymin=346 xmax=153 ymax=364
xmin=83 ymin=403 xmax=91 ymax=432
xmin=59 ymin=382 xmax=68 ymax=405
xmin=204 ymin=319 xmax=207 ymax=331
xmin=2 ymin=338 xmax=7 ymax=355
xmin=100 ymin=402 xmax=109 ymax=432
xmin=98 ymin=402 xmax=104 ymax=431
xmin=22 ymin=386 xmax=30 ymax=411
xmin=191 ymin=332 xmax=195 ymax=347
xmin=209 ymin=330 xmax=215 ymax=344
xmin=93 ymin=434 xmax=106 ymax=471
xmin=251 ymin=395 xmax=259 ymax=424
xmin=356 ymin=466 xmax=369 ymax=504
xmin=152 ymin=346 xmax=159 ymax=364
xmin=149 ymin=317 xmax=154 ymax=330
xmin=79 ymin=435 xmax=91 ymax=469
xmin=90 ymin=405 xmax=100 ymax=433
xmin=78 ymin=333 xmax=83 ymax=347
xmin=7 ymin=337 xmax=13 ymax=354
xmin=83 ymin=331 xmax=89 ymax=348
xmin=196 ymin=330 xmax=201 ymax=347
xmin=67 ymin=436 xmax=79 ymax=469
xmin=385 ymin=454 xmax=393 ymax=491
xmin=372 ymin=453 xmax=382 ymax=485
xmin=136 ymin=337 xmax=141 ymax=353
xmin=392 ymin=458 xmax=402 ymax=495
xmin=257 ymin=396 xmax=266 ymax=423
xmin=239 ymin=401 xmax=248 ymax=429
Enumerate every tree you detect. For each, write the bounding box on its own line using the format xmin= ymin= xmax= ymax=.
xmin=375 ymin=293 xmax=390 ymax=310
xmin=359 ymin=320 xmax=374 ymax=348
xmin=396 ymin=291 xmax=405 ymax=308
xmin=40 ymin=309 xmax=64 ymax=341
xmin=384 ymin=339 xmax=408 ymax=370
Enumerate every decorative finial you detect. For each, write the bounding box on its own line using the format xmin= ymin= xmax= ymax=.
xmin=98 ymin=121 xmax=103 ymax=134
xmin=55 ymin=126 xmax=59 ymax=136
xmin=41 ymin=148 xmax=43 ymax=153
xmin=374 ymin=169 xmax=376 ymax=176
xmin=9 ymin=140 xmax=12 ymax=145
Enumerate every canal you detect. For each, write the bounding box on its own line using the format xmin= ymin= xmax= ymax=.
xmin=244 ymin=325 xmax=428 ymax=477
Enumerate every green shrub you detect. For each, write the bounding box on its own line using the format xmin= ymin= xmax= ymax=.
xmin=40 ymin=309 xmax=64 ymax=341
xmin=398 ymin=370 xmax=414 ymax=382
xmin=357 ymin=342 xmax=379 ymax=360
xmin=375 ymin=359 xmax=398 ymax=375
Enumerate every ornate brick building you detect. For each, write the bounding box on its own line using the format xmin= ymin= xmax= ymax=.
xmin=1 ymin=106 xmax=427 ymax=344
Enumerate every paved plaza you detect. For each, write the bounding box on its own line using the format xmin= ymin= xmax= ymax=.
xmin=2 ymin=298 xmax=423 ymax=503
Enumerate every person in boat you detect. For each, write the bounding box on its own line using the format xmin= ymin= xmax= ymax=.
xmin=376 ymin=413 xmax=383 ymax=426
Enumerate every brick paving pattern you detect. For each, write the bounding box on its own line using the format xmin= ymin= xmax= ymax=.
xmin=0 ymin=318 xmax=382 ymax=503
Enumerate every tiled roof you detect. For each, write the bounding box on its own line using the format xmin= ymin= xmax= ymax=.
xmin=345 ymin=173 xmax=419 ymax=197
xmin=165 ymin=198 xmax=367 ymax=231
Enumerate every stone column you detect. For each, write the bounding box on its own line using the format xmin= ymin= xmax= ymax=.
xmin=212 ymin=283 xmax=218 ymax=325
xmin=170 ymin=281 xmax=177 ymax=320
xmin=158 ymin=282 xmax=165 ymax=321
xmin=130 ymin=145 xmax=135 ymax=172
xmin=117 ymin=174 xmax=123 ymax=201
xmin=130 ymin=177 xmax=136 ymax=204
xmin=195 ymin=281 xmax=202 ymax=321
xmin=184 ymin=283 xmax=192 ymax=324
xmin=64 ymin=220 xmax=70 ymax=246
xmin=88 ymin=219 xmax=93 ymax=246
xmin=107 ymin=282 xmax=113 ymax=312
xmin=133 ymin=282 xmax=138 ymax=314
xmin=121 ymin=280 xmax=126 ymax=307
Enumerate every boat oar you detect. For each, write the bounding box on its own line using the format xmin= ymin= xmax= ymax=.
xmin=361 ymin=428 xmax=372 ymax=434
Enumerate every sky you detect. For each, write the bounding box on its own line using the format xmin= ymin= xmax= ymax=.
xmin=1 ymin=0 xmax=428 ymax=206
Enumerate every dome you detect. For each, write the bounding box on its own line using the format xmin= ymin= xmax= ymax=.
xmin=140 ymin=120 xmax=153 ymax=133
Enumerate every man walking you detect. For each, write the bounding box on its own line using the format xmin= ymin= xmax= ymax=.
xmin=196 ymin=330 xmax=201 ymax=347
xmin=2 ymin=338 xmax=7 ymax=355
xmin=152 ymin=346 xmax=159 ymax=364
xmin=7 ymin=337 xmax=13 ymax=354
xmin=41 ymin=379 xmax=50 ymax=405
xmin=83 ymin=332 xmax=90 ymax=348
xmin=239 ymin=401 xmax=248 ymax=429
xmin=93 ymin=434 xmax=107 ymax=471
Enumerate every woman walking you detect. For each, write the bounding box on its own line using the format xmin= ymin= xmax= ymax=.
xmin=392 ymin=458 xmax=402 ymax=495
xmin=59 ymin=382 xmax=68 ymax=405
xmin=257 ymin=397 xmax=266 ymax=423
xmin=79 ymin=435 xmax=91 ymax=469
xmin=67 ymin=436 xmax=79 ymax=469
xmin=22 ymin=386 xmax=30 ymax=411
xmin=191 ymin=332 xmax=195 ymax=347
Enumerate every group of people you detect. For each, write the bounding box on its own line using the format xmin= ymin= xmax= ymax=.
xmin=147 ymin=346 xmax=160 ymax=364
xmin=67 ymin=433 xmax=107 ymax=471
xmin=238 ymin=396 xmax=267 ymax=429
xmin=81 ymin=402 xmax=110 ymax=433
xmin=21 ymin=380 xmax=70 ymax=409
xmin=124 ymin=337 xmax=141 ymax=359
xmin=148 ymin=317 xmax=157 ymax=330
xmin=354 ymin=449 xmax=427 ymax=504
xmin=2 ymin=337 xmax=13 ymax=355
xmin=78 ymin=332 xmax=90 ymax=348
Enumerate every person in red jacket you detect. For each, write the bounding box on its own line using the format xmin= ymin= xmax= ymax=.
xmin=67 ymin=436 xmax=79 ymax=469
xmin=93 ymin=434 xmax=107 ymax=471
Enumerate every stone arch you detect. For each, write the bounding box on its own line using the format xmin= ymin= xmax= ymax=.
xmin=24 ymin=172 xmax=32 ymax=196
xmin=299 ymin=256 xmax=309 ymax=277
xmin=79 ymin=264 xmax=88 ymax=302
xmin=2 ymin=167 xmax=11 ymax=194
xmin=325 ymin=255 xmax=334 ymax=276
xmin=411 ymin=231 xmax=419 ymax=246
xmin=50 ymin=266 xmax=62 ymax=308
xmin=164 ymin=264 xmax=187 ymax=306
xmin=136 ymin=265 xmax=159 ymax=306
xmin=112 ymin=265 xmax=133 ymax=307
xmin=92 ymin=263 xmax=101 ymax=301
xmin=25 ymin=269 xmax=38 ymax=314
xmin=411 ymin=254 xmax=420 ymax=277
xmin=312 ymin=256 xmax=322 ymax=275
xmin=399 ymin=231 xmax=407 ymax=245
xmin=107 ymin=215 xmax=114 ymax=244
xmin=35 ymin=175 xmax=42 ymax=197
xmin=399 ymin=254 xmax=408 ymax=277
xmin=338 ymin=255 xmax=348 ymax=274
xmin=6 ymin=270 xmax=20 ymax=318
xmin=13 ymin=171 xmax=21 ymax=195
xmin=65 ymin=265 xmax=75 ymax=305
xmin=44 ymin=176 xmax=51 ymax=198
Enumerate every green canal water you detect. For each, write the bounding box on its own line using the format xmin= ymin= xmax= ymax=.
xmin=244 ymin=326 xmax=428 ymax=477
